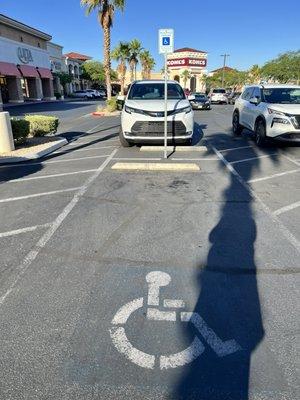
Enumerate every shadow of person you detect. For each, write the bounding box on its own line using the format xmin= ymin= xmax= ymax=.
xmin=173 ymin=140 xmax=280 ymax=400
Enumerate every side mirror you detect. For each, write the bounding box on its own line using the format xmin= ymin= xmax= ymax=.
xmin=116 ymin=95 xmax=125 ymax=110
xmin=188 ymin=95 xmax=195 ymax=101
xmin=117 ymin=95 xmax=125 ymax=102
xmin=250 ymin=97 xmax=259 ymax=105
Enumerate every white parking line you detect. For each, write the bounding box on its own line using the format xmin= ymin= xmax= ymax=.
xmin=0 ymin=187 xmax=82 ymax=203
xmin=0 ymin=149 xmax=118 ymax=305
xmin=230 ymin=154 xmax=276 ymax=165
xmin=274 ymin=201 xmax=300 ymax=216
xmin=211 ymin=146 xmax=300 ymax=253
xmin=113 ymin=157 xmax=161 ymax=161
xmin=248 ymin=168 xmax=300 ymax=183
xmin=53 ymin=145 xmax=117 ymax=155
xmin=8 ymin=169 xmax=98 ymax=183
xmin=0 ymin=223 xmax=51 ymax=239
xmin=219 ymin=145 xmax=253 ymax=153
xmin=172 ymin=158 xmax=218 ymax=161
xmin=0 ymin=155 xmax=111 ymax=169
xmin=281 ymin=154 xmax=300 ymax=167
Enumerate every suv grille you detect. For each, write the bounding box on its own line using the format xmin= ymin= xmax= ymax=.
xmin=129 ymin=121 xmax=187 ymax=137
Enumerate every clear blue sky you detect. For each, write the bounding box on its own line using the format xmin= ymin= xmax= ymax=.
xmin=1 ymin=0 xmax=299 ymax=72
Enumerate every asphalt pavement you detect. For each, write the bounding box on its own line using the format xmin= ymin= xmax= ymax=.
xmin=0 ymin=104 xmax=299 ymax=399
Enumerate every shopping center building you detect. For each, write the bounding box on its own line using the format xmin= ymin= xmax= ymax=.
xmin=0 ymin=14 xmax=55 ymax=107
xmin=167 ymin=47 xmax=208 ymax=92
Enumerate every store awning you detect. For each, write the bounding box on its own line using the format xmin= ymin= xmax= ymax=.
xmin=18 ymin=65 xmax=39 ymax=78
xmin=37 ymin=67 xmax=53 ymax=79
xmin=0 ymin=62 xmax=21 ymax=77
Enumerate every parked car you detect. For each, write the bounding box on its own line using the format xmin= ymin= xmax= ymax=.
xmin=228 ymin=91 xmax=242 ymax=105
xmin=117 ymin=80 xmax=194 ymax=147
xmin=209 ymin=88 xmax=228 ymax=104
xmin=189 ymin=93 xmax=211 ymax=110
xmin=85 ymin=89 xmax=102 ymax=98
xmin=233 ymin=84 xmax=300 ymax=145
xmin=72 ymin=90 xmax=94 ymax=99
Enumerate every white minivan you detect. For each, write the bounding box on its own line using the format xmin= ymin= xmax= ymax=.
xmin=117 ymin=80 xmax=194 ymax=147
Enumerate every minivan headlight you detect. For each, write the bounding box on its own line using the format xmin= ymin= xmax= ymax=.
xmin=173 ymin=106 xmax=192 ymax=114
xmin=125 ymin=105 xmax=144 ymax=114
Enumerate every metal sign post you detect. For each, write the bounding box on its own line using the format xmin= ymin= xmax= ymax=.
xmin=159 ymin=29 xmax=174 ymax=159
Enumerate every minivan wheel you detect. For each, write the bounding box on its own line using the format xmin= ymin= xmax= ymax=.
xmin=255 ymin=120 xmax=267 ymax=147
xmin=232 ymin=111 xmax=243 ymax=135
xmin=119 ymin=128 xmax=133 ymax=147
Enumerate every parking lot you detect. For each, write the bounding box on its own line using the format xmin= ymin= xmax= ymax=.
xmin=0 ymin=105 xmax=299 ymax=399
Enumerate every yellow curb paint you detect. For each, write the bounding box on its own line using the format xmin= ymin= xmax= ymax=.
xmin=140 ymin=146 xmax=207 ymax=152
xmin=111 ymin=162 xmax=200 ymax=172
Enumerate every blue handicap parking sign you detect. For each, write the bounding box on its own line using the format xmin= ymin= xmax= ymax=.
xmin=162 ymin=36 xmax=170 ymax=46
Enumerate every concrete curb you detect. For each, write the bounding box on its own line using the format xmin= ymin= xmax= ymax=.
xmin=92 ymin=111 xmax=120 ymax=117
xmin=0 ymin=138 xmax=67 ymax=164
xmin=111 ymin=162 xmax=200 ymax=172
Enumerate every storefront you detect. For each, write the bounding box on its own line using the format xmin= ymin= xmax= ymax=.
xmin=167 ymin=47 xmax=208 ymax=92
xmin=0 ymin=14 xmax=55 ymax=104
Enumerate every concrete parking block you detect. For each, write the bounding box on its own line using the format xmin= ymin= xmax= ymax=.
xmin=111 ymin=162 xmax=200 ymax=172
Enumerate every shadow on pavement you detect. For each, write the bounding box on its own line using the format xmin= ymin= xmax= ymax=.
xmin=0 ymin=162 xmax=43 ymax=184
xmin=4 ymin=100 xmax=101 ymax=117
xmin=173 ymin=133 xmax=281 ymax=400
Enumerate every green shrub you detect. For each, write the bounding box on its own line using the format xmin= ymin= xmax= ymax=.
xmin=54 ymin=92 xmax=62 ymax=99
xmin=10 ymin=118 xmax=30 ymax=144
xmin=24 ymin=115 xmax=59 ymax=137
xmin=106 ymin=97 xmax=117 ymax=113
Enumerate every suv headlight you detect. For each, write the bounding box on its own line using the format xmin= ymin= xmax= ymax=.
xmin=173 ymin=106 xmax=192 ymax=115
xmin=267 ymin=108 xmax=286 ymax=116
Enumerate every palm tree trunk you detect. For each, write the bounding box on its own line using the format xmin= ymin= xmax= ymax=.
xmin=103 ymin=24 xmax=112 ymax=100
xmin=120 ymin=63 xmax=126 ymax=95
xmin=134 ymin=62 xmax=137 ymax=80
xmin=130 ymin=65 xmax=134 ymax=83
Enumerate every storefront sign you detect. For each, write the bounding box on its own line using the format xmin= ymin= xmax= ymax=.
xmin=167 ymin=58 xmax=207 ymax=68
xmin=17 ymin=47 xmax=34 ymax=64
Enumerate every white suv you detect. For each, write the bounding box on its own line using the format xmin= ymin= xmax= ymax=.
xmin=233 ymin=84 xmax=300 ymax=145
xmin=209 ymin=88 xmax=228 ymax=104
xmin=118 ymin=80 xmax=194 ymax=147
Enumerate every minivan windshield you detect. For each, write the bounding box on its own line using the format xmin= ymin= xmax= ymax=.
xmin=262 ymin=88 xmax=300 ymax=104
xmin=128 ymin=83 xmax=185 ymax=100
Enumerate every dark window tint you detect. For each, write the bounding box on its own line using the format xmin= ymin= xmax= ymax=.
xmin=128 ymin=83 xmax=185 ymax=100
xmin=262 ymin=88 xmax=300 ymax=104
xmin=213 ymin=89 xmax=226 ymax=94
xmin=252 ymin=87 xmax=261 ymax=100
xmin=241 ymin=87 xmax=254 ymax=101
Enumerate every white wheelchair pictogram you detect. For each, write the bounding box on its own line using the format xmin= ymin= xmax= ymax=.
xmin=109 ymin=271 xmax=241 ymax=370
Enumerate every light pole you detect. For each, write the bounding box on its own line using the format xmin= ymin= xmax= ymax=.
xmin=221 ymin=54 xmax=230 ymax=87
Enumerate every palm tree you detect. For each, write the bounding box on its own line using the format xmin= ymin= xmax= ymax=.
xmin=129 ymin=39 xmax=142 ymax=82
xmin=81 ymin=0 xmax=125 ymax=100
xmin=181 ymin=69 xmax=191 ymax=89
xmin=248 ymin=64 xmax=261 ymax=84
xmin=111 ymin=41 xmax=130 ymax=94
xmin=140 ymin=50 xmax=156 ymax=79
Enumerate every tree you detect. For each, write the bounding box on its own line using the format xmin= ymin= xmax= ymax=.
xmin=81 ymin=0 xmax=125 ymax=100
xmin=248 ymin=64 xmax=262 ymax=84
xmin=81 ymin=60 xmax=105 ymax=82
xmin=181 ymin=70 xmax=191 ymax=88
xmin=55 ymin=72 xmax=72 ymax=94
xmin=111 ymin=41 xmax=130 ymax=94
xmin=139 ymin=50 xmax=155 ymax=79
xmin=261 ymin=51 xmax=300 ymax=83
xmin=129 ymin=39 xmax=142 ymax=82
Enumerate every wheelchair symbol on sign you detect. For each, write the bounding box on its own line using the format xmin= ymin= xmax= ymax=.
xmin=162 ymin=37 xmax=170 ymax=46
xmin=109 ymin=271 xmax=241 ymax=369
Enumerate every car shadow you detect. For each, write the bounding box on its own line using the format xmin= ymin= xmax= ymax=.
xmin=172 ymin=133 xmax=281 ymax=399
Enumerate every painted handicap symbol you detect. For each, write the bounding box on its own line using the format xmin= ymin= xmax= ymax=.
xmin=109 ymin=271 xmax=241 ymax=369
xmin=162 ymin=36 xmax=170 ymax=46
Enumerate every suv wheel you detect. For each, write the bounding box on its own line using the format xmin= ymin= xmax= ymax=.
xmin=232 ymin=111 xmax=243 ymax=135
xmin=255 ymin=120 xmax=267 ymax=147
xmin=119 ymin=127 xmax=133 ymax=147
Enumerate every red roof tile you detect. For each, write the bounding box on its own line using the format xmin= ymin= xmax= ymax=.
xmin=174 ymin=47 xmax=207 ymax=54
xmin=63 ymin=52 xmax=92 ymax=61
